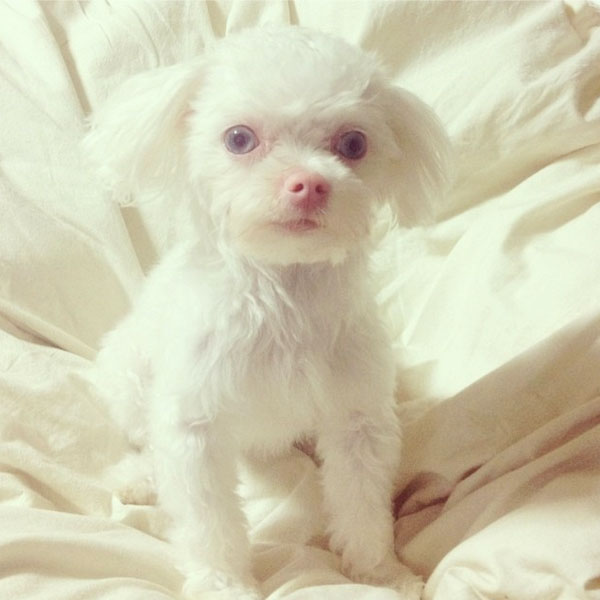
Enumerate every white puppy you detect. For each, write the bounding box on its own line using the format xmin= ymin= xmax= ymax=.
xmin=86 ymin=25 xmax=450 ymax=600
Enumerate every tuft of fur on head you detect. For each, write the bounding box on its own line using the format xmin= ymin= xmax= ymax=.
xmin=83 ymin=25 xmax=451 ymax=265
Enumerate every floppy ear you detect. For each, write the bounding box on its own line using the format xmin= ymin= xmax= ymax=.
xmin=83 ymin=61 xmax=201 ymax=201
xmin=373 ymin=81 xmax=453 ymax=226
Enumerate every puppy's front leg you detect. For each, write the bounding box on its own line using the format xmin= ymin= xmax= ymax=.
xmin=148 ymin=392 xmax=261 ymax=599
xmin=317 ymin=405 xmax=423 ymax=598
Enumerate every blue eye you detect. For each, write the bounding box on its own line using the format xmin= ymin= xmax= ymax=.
xmin=334 ymin=130 xmax=367 ymax=160
xmin=224 ymin=125 xmax=259 ymax=154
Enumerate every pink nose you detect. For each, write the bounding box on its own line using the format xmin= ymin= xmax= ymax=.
xmin=283 ymin=171 xmax=330 ymax=212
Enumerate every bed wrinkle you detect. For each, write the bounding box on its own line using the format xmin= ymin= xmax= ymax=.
xmin=501 ymin=191 xmax=600 ymax=256
xmin=0 ymin=70 xmax=74 ymax=133
xmin=576 ymin=71 xmax=600 ymax=119
xmin=0 ymin=507 xmax=178 ymax=587
xmin=563 ymin=0 xmax=600 ymax=45
xmin=446 ymin=397 xmax=600 ymax=512
xmin=36 ymin=3 xmax=93 ymax=115
xmin=79 ymin=3 xmax=115 ymax=53
xmin=0 ymin=443 xmax=104 ymax=516
xmin=4 ymin=188 xmax=132 ymax=268
xmin=0 ymin=7 xmax=83 ymax=121
xmin=394 ymin=471 xmax=452 ymax=518
xmin=127 ymin=5 xmax=162 ymax=67
xmin=0 ymin=303 xmax=95 ymax=359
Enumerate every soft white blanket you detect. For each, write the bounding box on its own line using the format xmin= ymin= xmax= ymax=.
xmin=1 ymin=1 xmax=599 ymax=599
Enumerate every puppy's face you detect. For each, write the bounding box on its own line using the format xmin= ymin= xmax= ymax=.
xmin=86 ymin=26 xmax=450 ymax=265
xmin=184 ymin=28 xmax=437 ymax=266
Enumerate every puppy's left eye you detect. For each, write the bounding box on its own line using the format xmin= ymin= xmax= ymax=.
xmin=334 ymin=130 xmax=367 ymax=160
xmin=224 ymin=125 xmax=259 ymax=154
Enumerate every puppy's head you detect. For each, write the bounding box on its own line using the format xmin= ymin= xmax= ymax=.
xmin=85 ymin=26 xmax=451 ymax=266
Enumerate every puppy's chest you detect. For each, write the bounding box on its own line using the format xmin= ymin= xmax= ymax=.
xmin=222 ymin=287 xmax=341 ymax=414
xmin=240 ymin=300 xmax=336 ymax=389
xmin=224 ymin=308 xmax=336 ymax=449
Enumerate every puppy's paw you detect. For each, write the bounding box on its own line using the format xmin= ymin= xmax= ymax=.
xmin=117 ymin=476 xmax=157 ymax=506
xmin=182 ymin=569 xmax=263 ymax=600
xmin=345 ymin=552 xmax=424 ymax=599
xmin=105 ymin=451 xmax=157 ymax=505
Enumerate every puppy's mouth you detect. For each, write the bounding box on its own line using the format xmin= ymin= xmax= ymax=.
xmin=274 ymin=218 xmax=321 ymax=233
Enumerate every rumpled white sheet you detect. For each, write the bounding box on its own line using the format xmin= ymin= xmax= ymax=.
xmin=1 ymin=1 xmax=599 ymax=599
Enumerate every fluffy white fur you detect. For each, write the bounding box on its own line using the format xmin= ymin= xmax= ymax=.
xmin=86 ymin=26 xmax=451 ymax=600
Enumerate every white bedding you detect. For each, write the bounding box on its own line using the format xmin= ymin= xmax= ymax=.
xmin=1 ymin=1 xmax=599 ymax=599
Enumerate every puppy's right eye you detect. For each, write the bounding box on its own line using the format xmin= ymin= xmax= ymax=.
xmin=333 ymin=130 xmax=367 ymax=161
xmin=224 ymin=125 xmax=259 ymax=154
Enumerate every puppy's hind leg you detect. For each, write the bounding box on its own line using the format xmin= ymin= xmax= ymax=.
xmin=94 ymin=315 xmax=151 ymax=451
xmin=93 ymin=320 xmax=158 ymax=505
